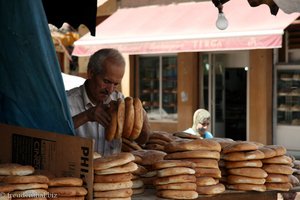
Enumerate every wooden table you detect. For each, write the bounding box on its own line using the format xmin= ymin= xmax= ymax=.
xmin=132 ymin=186 xmax=300 ymax=200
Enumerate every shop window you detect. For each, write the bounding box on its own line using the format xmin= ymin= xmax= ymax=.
xmin=138 ymin=55 xmax=177 ymax=121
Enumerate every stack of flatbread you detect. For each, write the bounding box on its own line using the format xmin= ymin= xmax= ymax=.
xmin=47 ymin=177 xmax=87 ymax=200
xmin=222 ymin=141 xmax=268 ymax=192
xmin=130 ymin=160 xmax=148 ymax=195
xmin=106 ymin=97 xmax=144 ymax=142
xmin=93 ymin=152 xmax=137 ymax=200
xmin=131 ymin=150 xmax=167 ymax=188
xmin=261 ymin=145 xmax=294 ymax=191
xmin=210 ymin=138 xmax=235 ymax=184
xmin=153 ymin=160 xmax=198 ymax=199
xmin=0 ymin=163 xmax=49 ymax=199
xmin=164 ymin=139 xmax=225 ymax=195
xmin=144 ymin=131 xmax=177 ymax=152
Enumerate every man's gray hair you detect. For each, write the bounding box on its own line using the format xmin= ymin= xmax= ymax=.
xmin=87 ymin=48 xmax=125 ymax=75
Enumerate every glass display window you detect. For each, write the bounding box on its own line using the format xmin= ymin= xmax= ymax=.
xmin=138 ymin=55 xmax=177 ymax=121
xmin=277 ymin=68 xmax=300 ymax=125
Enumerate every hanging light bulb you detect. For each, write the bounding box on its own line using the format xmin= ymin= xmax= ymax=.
xmin=215 ymin=1 xmax=228 ymax=30
xmin=216 ymin=12 xmax=228 ymax=30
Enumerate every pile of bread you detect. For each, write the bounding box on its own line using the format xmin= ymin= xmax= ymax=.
xmin=120 ymin=132 xmax=300 ymax=198
xmin=163 ymin=139 xmax=225 ymax=196
xmin=0 ymin=163 xmax=87 ymax=200
xmin=93 ymin=152 xmax=138 ymax=199
xmin=106 ymin=97 xmax=144 ymax=141
xmin=215 ymin=139 xmax=299 ymax=192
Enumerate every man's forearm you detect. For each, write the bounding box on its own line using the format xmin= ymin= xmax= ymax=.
xmin=72 ymin=110 xmax=89 ymax=129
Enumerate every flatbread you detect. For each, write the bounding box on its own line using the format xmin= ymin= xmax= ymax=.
xmin=0 ymin=163 xmax=34 ymax=176
xmin=48 ymin=177 xmax=83 ymax=187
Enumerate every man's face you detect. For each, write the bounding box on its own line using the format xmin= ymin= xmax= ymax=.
xmin=88 ymin=64 xmax=125 ymax=103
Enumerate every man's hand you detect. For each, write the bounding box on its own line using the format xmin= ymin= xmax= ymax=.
xmin=72 ymin=102 xmax=111 ymax=129
xmin=87 ymin=102 xmax=111 ymax=127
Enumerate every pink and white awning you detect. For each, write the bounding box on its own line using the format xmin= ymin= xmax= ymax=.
xmin=73 ymin=0 xmax=299 ymax=56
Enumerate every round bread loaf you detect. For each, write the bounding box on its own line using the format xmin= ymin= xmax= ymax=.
xmin=258 ymin=146 xmax=277 ymax=158
xmin=266 ymin=173 xmax=289 ymax=183
xmin=122 ymin=97 xmax=134 ymax=138
xmin=153 ymin=160 xmax=196 ymax=170
xmin=0 ymin=183 xmax=48 ymax=193
xmin=262 ymin=155 xmax=293 ymax=165
xmin=145 ymin=143 xmax=165 ymax=151
xmin=196 ymin=183 xmax=225 ymax=195
xmin=196 ymin=177 xmax=219 ymax=186
xmin=147 ymin=138 xmax=169 ymax=146
xmin=48 ymin=186 xmax=87 ymax=196
xmin=153 ymin=174 xmax=196 ymax=185
xmin=156 ymin=190 xmax=198 ymax=199
xmin=156 ymin=182 xmax=197 ymax=190
xmin=210 ymin=138 xmax=234 ymax=149
xmin=172 ymin=132 xmax=202 ymax=139
xmin=265 ymin=145 xmax=287 ymax=156
xmin=184 ymin=158 xmax=219 ymax=168
xmin=265 ymin=182 xmax=292 ymax=191
xmin=115 ymin=98 xmax=125 ymax=139
xmin=165 ymin=150 xmax=220 ymax=160
xmin=94 ymin=162 xmax=138 ymax=175
xmin=157 ymin=167 xmax=195 ymax=177
xmin=105 ymin=101 xmax=118 ymax=141
xmin=94 ymin=152 xmax=135 ymax=170
xmin=262 ymin=164 xmax=293 ymax=175
xmin=289 ymin=174 xmax=300 ymax=186
xmin=222 ymin=150 xmax=265 ymax=161
xmin=132 ymin=179 xmax=144 ymax=189
xmin=222 ymin=141 xmax=258 ymax=154
xmin=93 ymin=188 xmax=132 ymax=198
xmin=225 ymin=159 xmax=263 ymax=169
xmin=194 ymin=168 xmax=222 ymax=179
xmin=140 ymin=110 xmax=152 ymax=144
xmin=132 ymin=164 xmax=148 ymax=176
xmin=122 ymin=138 xmax=142 ymax=150
xmin=227 ymin=175 xmax=266 ymax=184
xmin=131 ymin=150 xmax=166 ymax=166
xmin=129 ymin=98 xmax=144 ymax=140
xmin=121 ymin=142 xmax=135 ymax=152
xmin=3 ymin=175 xmax=49 ymax=184
xmin=94 ymin=172 xmax=132 ymax=183
xmin=226 ymin=183 xmax=266 ymax=192
xmin=164 ymin=139 xmax=221 ymax=153
xmin=0 ymin=163 xmax=34 ymax=176
xmin=227 ymin=167 xmax=268 ymax=178
xmin=93 ymin=181 xmax=133 ymax=191
xmin=48 ymin=177 xmax=82 ymax=187
xmin=150 ymin=131 xmax=174 ymax=142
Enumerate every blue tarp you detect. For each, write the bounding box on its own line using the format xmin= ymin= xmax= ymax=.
xmin=0 ymin=0 xmax=74 ymax=135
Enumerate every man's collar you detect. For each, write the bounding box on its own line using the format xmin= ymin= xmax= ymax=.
xmin=81 ymin=82 xmax=95 ymax=109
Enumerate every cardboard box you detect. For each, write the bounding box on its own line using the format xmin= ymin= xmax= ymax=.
xmin=0 ymin=123 xmax=94 ymax=200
